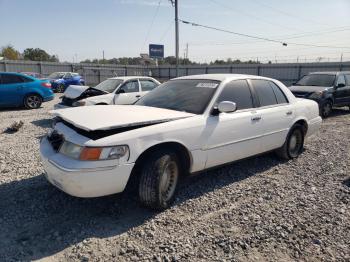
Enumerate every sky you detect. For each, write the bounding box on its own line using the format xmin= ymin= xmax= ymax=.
xmin=0 ymin=0 xmax=350 ymax=63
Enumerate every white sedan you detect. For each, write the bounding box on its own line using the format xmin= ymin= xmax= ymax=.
xmin=54 ymin=76 xmax=160 ymax=109
xmin=40 ymin=74 xmax=322 ymax=210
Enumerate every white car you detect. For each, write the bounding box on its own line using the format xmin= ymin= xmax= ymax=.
xmin=40 ymin=74 xmax=322 ymax=210
xmin=54 ymin=76 xmax=160 ymax=109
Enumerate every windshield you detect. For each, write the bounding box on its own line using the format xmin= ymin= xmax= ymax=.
xmin=135 ymin=79 xmax=220 ymax=114
xmin=94 ymin=79 xmax=124 ymax=93
xmin=48 ymin=72 xmax=65 ymax=79
xmin=295 ymin=74 xmax=336 ymax=87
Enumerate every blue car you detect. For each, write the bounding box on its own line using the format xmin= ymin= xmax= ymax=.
xmin=48 ymin=72 xmax=85 ymax=93
xmin=0 ymin=72 xmax=54 ymax=109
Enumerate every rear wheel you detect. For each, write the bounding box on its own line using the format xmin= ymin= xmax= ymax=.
xmin=138 ymin=150 xmax=180 ymax=210
xmin=24 ymin=94 xmax=42 ymax=109
xmin=56 ymin=84 xmax=65 ymax=93
xmin=320 ymin=101 xmax=332 ymax=118
xmin=276 ymin=124 xmax=304 ymax=160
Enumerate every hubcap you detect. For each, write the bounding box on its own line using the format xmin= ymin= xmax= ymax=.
xmin=289 ymin=130 xmax=302 ymax=157
xmin=159 ymin=160 xmax=178 ymax=202
xmin=323 ymin=103 xmax=331 ymax=116
xmin=27 ymin=96 xmax=40 ymax=108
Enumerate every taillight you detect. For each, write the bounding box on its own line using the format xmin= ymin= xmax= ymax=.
xmin=41 ymin=82 xmax=51 ymax=88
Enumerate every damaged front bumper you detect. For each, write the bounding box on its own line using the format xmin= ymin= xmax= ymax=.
xmin=40 ymin=137 xmax=134 ymax=197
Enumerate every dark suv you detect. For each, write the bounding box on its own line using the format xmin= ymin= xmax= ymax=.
xmin=289 ymin=71 xmax=350 ymax=118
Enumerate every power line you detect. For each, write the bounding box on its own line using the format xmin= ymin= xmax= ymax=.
xmin=180 ymin=19 xmax=288 ymax=45
xmin=188 ymin=27 xmax=350 ymax=46
xmin=159 ymin=20 xmax=175 ymax=42
xmin=141 ymin=0 xmax=162 ymax=51
xmin=180 ymin=19 xmax=350 ymax=49
xmin=208 ymin=0 xmax=301 ymax=32
xmin=250 ymin=0 xmax=331 ymax=27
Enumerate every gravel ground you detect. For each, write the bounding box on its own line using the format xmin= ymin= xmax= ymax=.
xmin=0 ymin=95 xmax=349 ymax=262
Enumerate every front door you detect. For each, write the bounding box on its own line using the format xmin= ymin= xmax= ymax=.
xmin=334 ymin=74 xmax=350 ymax=106
xmin=113 ymin=80 xmax=141 ymax=105
xmin=205 ymin=79 xmax=262 ymax=168
xmin=0 ymin=73 xmax=25 ymax=106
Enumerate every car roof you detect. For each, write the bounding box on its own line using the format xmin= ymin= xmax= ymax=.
xmin=173 ymin=74 xmax=275 ymax=82
xmin=107 ymin=76 xmax=155 ymax=81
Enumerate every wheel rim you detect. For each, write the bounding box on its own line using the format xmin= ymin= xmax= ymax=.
xmin=27 ymin=95 xmax=40 ymax=108
xmin=288 ymin=130 xmax=303 ymax=158
xmin=58 ymin=85 xmax=64 ymax=92
xmin=159 ymin=160 xmax=178 ymax=202
xmin=323 ymin=103 xmax=331 ymax=117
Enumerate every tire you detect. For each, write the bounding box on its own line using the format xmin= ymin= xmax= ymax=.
xmin=275 ymin=124 xmax=305 ymax=160
xmin=24 ymin=94 xmax=42 ymax=109
xmin=56 ymin=84 xmax=65 ymax=93
xmin=320 ymin=101 xmax=332 ymax=118
xmin=138 ymin=150 xmax=180 ymax=210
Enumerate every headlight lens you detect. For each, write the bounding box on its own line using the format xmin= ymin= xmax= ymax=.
xmin=72 ymin=100 xmax=86 ymax=107
xmin=59 ymin=141 xmax=129 ymax=163
xmin=309 ymin=91 xmax=324 ymax=99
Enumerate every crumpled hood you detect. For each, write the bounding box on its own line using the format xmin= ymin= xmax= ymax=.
xmin=64 ymin=85 xmax=90 ymax=99
xmin=289 ymin=85 xmax=329 ymax=93
xmin=51 ymin=105 xmax=195 ymax=131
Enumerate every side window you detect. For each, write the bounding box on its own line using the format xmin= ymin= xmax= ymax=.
xmin=64 ymin=73 xmax=72 ymax=78
xmin=119 ymin=80 xmax=139 ymax=93
xmin=250 ymin=79 xmax=278 ymax=107
xmin=1 ymin=74 xmax=24 ymax=84
xmin=217 ymin=80 xmax=253 ymax=110
xmin=337 ymin=75 xmax=346 ymax=86
xmin=269 ymin=81 xmax=288 ymax=104
xmin=345 ymin=75 xmax=350 ymax=86
xmin=140 ymin=79 xmax=158 ymax=91
xmin=20 ymin=76 xmax=33 ymax=83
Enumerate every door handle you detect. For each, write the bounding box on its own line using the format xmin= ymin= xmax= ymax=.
xmin=251 ymin=116 xmax=262 ymax=121
xmin=135 ymin=95 xmax=141 ymax=98
xmin=286 ymin=111 xmax=293 ymax=115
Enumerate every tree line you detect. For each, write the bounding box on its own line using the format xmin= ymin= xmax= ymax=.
xmin=1 ymin=45 xmax=262 ymax=65
xmin=0 ymin=45 xmax=59 ymax=62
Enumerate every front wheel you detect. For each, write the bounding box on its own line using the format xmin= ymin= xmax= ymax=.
xmin=320 ymin=101 xmax=332 ymax=118
xmin=276 ymin=124 xmax=305 ymax=160
xmin=138 ymin=150 xmax=180 ymax=210
xmin=24 ymin=94 xmax=42 ymax=109
xmin=56 ymin=84 xmax=65 ymax=93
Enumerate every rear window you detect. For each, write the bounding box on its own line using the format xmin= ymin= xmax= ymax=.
xmin=269 ymin=82 xmax=288 ymax=104
xmin=251 ymin=79 xmax=278 ymax=107
xmin=0 ymin=74 xmax=25 ymax=84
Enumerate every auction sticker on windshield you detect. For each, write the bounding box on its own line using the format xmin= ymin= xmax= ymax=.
xmin=196 ymin=83 xmax=219 ymax=88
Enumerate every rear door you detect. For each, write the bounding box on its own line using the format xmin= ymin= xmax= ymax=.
xmin=249 ymin=79 xmax=292 ymax=152
xmin=0 ymin=73 xmax=26 ymax=106
xmin=139 ymin=78 xmax=158 ymax=97
xmin=113 ymin=79 xmax=141 ymax=104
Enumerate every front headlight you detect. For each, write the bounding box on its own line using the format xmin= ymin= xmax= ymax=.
xmin=59 ymin=141 xmax=129 ymax=163
xmin=72 ymin=100 xmax=86 ymax=107
xmin=308 ymin=91 xmax=324 ymax=99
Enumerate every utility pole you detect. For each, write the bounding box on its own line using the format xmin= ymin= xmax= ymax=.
xmin=186 ymin=43 xmax=188 ymax=60
xmin=175 ymin=0 xmax=179 ymax=77
xmin=103 ymin=50 xmax=105 ymax=61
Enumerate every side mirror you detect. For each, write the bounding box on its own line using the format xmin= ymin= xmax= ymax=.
xmin=218 ymin=101 xmax=237 ymax=113
xmin=116 ymin=89 xmax=125 ymax=94
xmin=336 ymin=83 xmax=345 ymax=88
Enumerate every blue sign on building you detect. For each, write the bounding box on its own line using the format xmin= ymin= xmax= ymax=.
xmin=149 ymin=44 xmax=164 ymax=59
